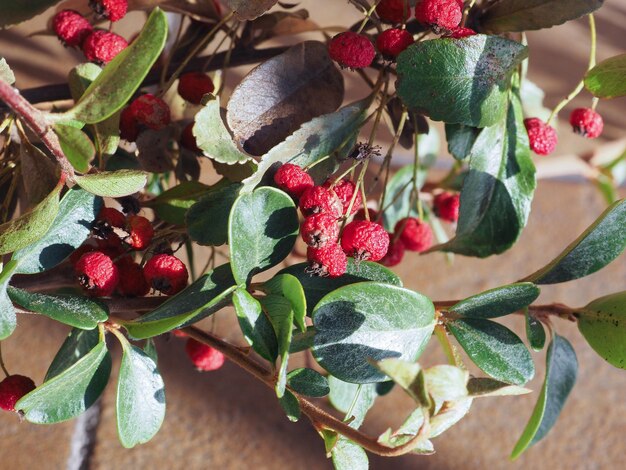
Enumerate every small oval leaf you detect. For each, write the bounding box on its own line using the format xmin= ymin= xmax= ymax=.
xmin=45 ymin=328 xmax=101 ymax=381
xmin=232 ymin=288 xmax=277 ymax=361
xmin=54 ymin=124 xmax=95 ymax=173
xmin=287 ymin=368 xmax=329 ymax=397
xmin=261 ymin=274 xmax=306 ymax=332
xmin=449 ymin=283 xmax=540 ymax=319
xmin=186 ymin=183 xmax=242 ymax=246
xmin=584 ymin=53 xmax=626 ymax=99
xmin=75 ymin=170 xmax=147 ymax=197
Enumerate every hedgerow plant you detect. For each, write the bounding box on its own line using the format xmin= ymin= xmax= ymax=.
xmin=0 ymin=0 xmax=624 ymax=466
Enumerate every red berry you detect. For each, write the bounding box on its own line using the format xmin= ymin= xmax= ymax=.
xmin=307 ymin=244 xmax=347 ymax=278
xmin=70 ymin=243 xmax=97 ymax=266
xmin=354 ymin=208 xmax=380 ymax=223
xmin=95 ymin=233 xmax=126 ymax=259
xmin=178 ymin=72 xmax=215 ymax=105
xmin=52 ymin=10 xmax=93 ymax=47
xmin=380 ymin=235 xmax=405 ymax=267
xmin=171 ymin=329 xmax=187 ymax=338
xmin=115 ymin=257 xmax=149 ymax=297
xmin=98 ymin=207 xmax=126 ymax=228
xmin=415 ymin=0 xmax=463 ymax=32
xmin=433 ymin=192 xmax=460 ymax=223
xmin=301 ymin=214 xmax=340 ymax=248
xmin=376 ymin=28 xmax=414 ymax=59
xmin=181 ymin=122 xmax=200 ymax=152
xmin=126 ymin=215 xmax=154 ymax=250
xmin=75 ymin=251 xmax=119 ymax=297
xmin=328 ymin=32 xmax=376 ymax=69
xmin=82 ymin=30 xmax=128 ymax=64
xmin=129 ymin=94 xmax=171 ymax=130
xmin=273 ymin=163 xmax=314 ymax=199
xmin=447 ymin=26 xmax=476 ymax=39
xmin=376 ymin=0 xmax=411 ymax=23
xmin=89 ymin=0 xmax=128 ymax=22
xmin=524 ymin=118 xmax=558 ymax=155
xmin=185 ymin=338 xmax=225 ymax=371
xmin=341 ymin=220 xmax=390 ymax=262
xmin=144 ymin=254 xmax=189 ymax=295
xmin=119 ymin=106 xmax=139 ymax=142
xmin=324 ymin=179 xmax=362 ymax=216
xmin=395 ymin=217 xmax=433 ymax=252
xmin=569 ymin=108 xmax=603 ymax=139
xmin=299 ymin=186 xmax=343 ymax=218
xmin=0 ymin=375 xmax=36 ymax=412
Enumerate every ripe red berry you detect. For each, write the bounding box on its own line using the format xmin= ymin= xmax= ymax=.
xmin=395 ymin=217 xmax=433 ymax=252
xmin=415 ymin=0 xmax=463 ymax=32
xmin=447 ymin=26 xmax=476 ymax=39
xmin=119 ymin=106 xmax=140 ymax=142
xmin=433 ymin=192 xmax=460 ymax=223
xmin=376 ymin=28 xmax=414 ymax=59
xmin=324 ymin=179 xmax=361 ymax=216
xmin=181 ymin=122 xmax=200 ymax=152
xmin=178 ymin=72 xmax=215 ymax=105
xmin=82 ymin=30 xmax=128 ymax=64
xmin=144 ymin=254 xmax=189 ymax=295
xmin=52 ymin=10 xmax=93 ymax=47
xmin=70 ymin=243 xmax=97 ymax=266
xmin=115 ymin=257 xmax=149 ymax=297
xmin=569 ymin=108 xmax=603 ymax=139
xmin=185 ymin=338 xmax=225 ymax=371
xmin=354 ymin=208 xmax=380 ymax=223
xmin=75 ymin=251 xmax=119 ymax=297
xmin=129 ymin=94 xmax=171 ymax=130
xmin=96 ymin=232 xmax=126 ymax=258
xmin=307 ymin=244 xmax=348 ymax=278
xmin=380 ymin=235 xmax=405 ymax=267
xmin=376 ymin=0 xmax=411 ymax=23
xmin=273 ymin=163 xmax=314 ymax=199
xmin=341 ymin=220 xmax=390 ymax=262
xmin=98 ymin=207 xmax=126 ymax=228
xmin=126 ymin=215 xmax=154 ymax=250
xmin=301 ymin=213 xmax=340 ymax=248
xmin=524 ymin=118 xmax=558 ymax=155
xmin=0 ymin=375 xmax=36 ymax=412
xmin=299 ymin=186 xmax=343 ymax=218
xmin=89 ymin=0 xmax=128 ymax=22
xmin=328 ymin=32 xmax=376 ymax=69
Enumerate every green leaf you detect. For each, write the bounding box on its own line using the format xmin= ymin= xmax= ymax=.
xmin=381 ymin=163 xmax=426 ymax=232
xmin=577 ymin=291 xmax=626 ymax=369
xmin=438 ymin=83 xmax=536 ymax=257
xmin=228 ymin=187 xmax=299 ymax=285
xmin=448 ymin=318 xmax=535 ymax=385
xmin=287 ymin=368 xmax=329 ymax=397
xmin=0 ymin=277 xmax=16 ymax=340
xmin=8 ymin=287 xmax=108 ymax=329
xmin=0 ymin=0 xmax=63 ymax=28
xmin=396 ymin=35 xmax=528 ymax=127
xmin=54 ymin=124 xmax=95 ymax=173
xmin=311 ymin=282 xmax=435 ymax=383
xmin=13 ymin=188 xmax=101 ymax=274
xmin=445 ymin=123 xmax=480 ymax=161
xmin=467 ymin=377 xmax=531 ymax=397
xmin=523 ymin=199 xmax=626 ymax=284
xmin=377 ymin=408 xmax=434 ymax=453
xmin=429 ymin=398 xmax=473 ymax=438
xmin=143 ymin=338 xmax=158 ymax=365
xmin=16 ymin=341 xmax=111 ymax=423
xmin=261 ymin=274 xmax=307 ymax=332
xmin=278 ymin=259 xmax=401 ymax=315
xmin=45 ymin=329 xmax=101 ymax=381
xmin=116 ymin=336 xmax=166 ymax=448
xmin=232 ymin=288 xmax=277 ymax=361
xmin=526 ymin=310 xmax=546 ymax=351
xmin=260 ymin=294 xmax=294 ymax=397
xmin=511 ymin=335 xmax=577 ymax=459
xmin=278 ymin=389 xmax=300 ymax=422
xmin=152 ymin=181 xmax=214 ymax=225
xmin=75 ymin=170 xmax=147 ymax=197
xmin=186 ymin=183 xmax=242 ymax=246
xmin=62 ymin=9 xmax=168 ymax=124
xmin=449 ymin=283 xmax=540 ymax=319
xmin=480 ymin=0 xmax=605 ymax=34
xmin=328 ymin=376 xmax=377 ymax=428
xmin=375 ymin=359 xmax=430 ymax=407
xmin=331 ymin=439 xmax=369 ymax=470
xmin=423 ymin=365 xmax=469 ymax=402
xmin=585 ymin=53 xmax=626 ymax=99
xmin=0 ymin=57 xmax=15 ymax=84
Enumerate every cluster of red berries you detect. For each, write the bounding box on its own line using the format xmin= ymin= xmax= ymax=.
xmin=0 ymin=375 xmax=36 ymax=413
xmin=52 ymin=1 xmax=129 ymax=64
xmin=71 ymin=206 xmax=189 ymax=298
xmin=171 ymin=331 xmax=226 ymax=372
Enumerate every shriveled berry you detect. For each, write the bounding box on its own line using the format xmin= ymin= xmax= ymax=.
xmin=273 ymin=163 xmax=314 ymax=199
xmin=129 ymin=94 xmax=171 ymax=130
xmin=95 ymin=232 xmax=125 ymax=259
xmin=380 ymin=235 xmax=405 ymax=267
xmin=299 ymin=186 xmax=343 ymax=218
xmin=178 ymin=72 xmax=215 ymax=105
xmin=328 ymin=32 xmax=376 ymax=69
xmin=324 ymin=179 xmax=361 ymax=216
xmin=376 ymin=0 xmax=411 ymax=23
xmin=119 ymin=106 xmax=139 ymax=142
xmin=53 ymin=10 xmax=93 ymax=47
xmin=98 ymin=207 xmax=126 ymax=228
xmin=341 ymin=220 xmax=390 ymax=262
xmin=301 ymin=213 xmax=339 ymax=248
xmin=126 ymin=215 xmax=154 ymax=250
xmin=307 ymin=244 xmax=348 ymax=278
xmin=185 ymin=338 xmax=225 ymax=371
xmin=433 ymin=192 xmax=460 ymax=223
xmin=447 ymin=26 xmax=476 ymax=39
xmin=115 ymin=257 xmax=149 ymax=297
xmin=395 ymin=217 xmax=433 ymax=252
xmin=376 ymin=28 xmax=414 ymax=59
xmin=75 ymin=251 xmax=119 ymax=296
xmin=70 ymin=243 xmax=97 ymax=266
xmin=415 ymin=0 xmax=463 ymax=32
xmin=0 ymin=375 xmax=36 ymax=412
xmin=180 ymin=122 xmax=200 ymax=152
xmin=82 ymin=30 xmax=128 ymax=64
xmin=569 ymin=108 xmax=603 ymax=139
xmin=524 ymin=118 xmax=558 ymax=155
xmin=144 ymin=254 xmax=189 ymax=295
xmin=89 ymin=0 xmax=128 ymax=22
xmin=354 ymin=208 xmax=380 ymax=224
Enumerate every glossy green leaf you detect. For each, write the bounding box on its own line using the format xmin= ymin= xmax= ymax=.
xmin=45 ymin=329 xmax=101 ymax=381
xmin=0 ymin=0 xmax=63 ymax=27
xmin=262 ymin=274 xmax=307 ymax=332
xmin=448 ymin=318 xmax=534 ymax=385
xmin=75 ymin=170 xmax=147 ymax=198
xmin=526 ymin=310 xmax=546 ymax=351
xmin=331 ymin=439 xmax=368 ymax=470
xmin=152 ymin=181 xmax=214 ymax=225
xmin=523 ymin=199 xmax=626 ymax=284
xmin=260 ymin=294 xmax=294 ymax=397
xmin=16 ymin=341 xmax=111 ymax=424
xmin=278 ymin=389 xmax=300 ymax=422
xmin=232 ymin=288 xmax=277 ymax=361
xmin=585 ymin=53 xmax=626 ymax=99
xmin=312 ymin=282 xmax=435 ymax=383
xmin=381 ymin=163 xmax=426 ymax=232
xmin=449 ymin=283 xmax=540 ymax=319
xmin=54 ymin=124 xmax=95 ymax=173
xmin=328 ymin=376 xmax=377 ymax=429
xmin=8 ymin=287 xmax=108 ymax=329
xmin=0 ymin=277 xmax=15 ymax=340
xmin=445 ymin=123 xmax=480 ymax=161
xmin=186 ymin=183 xmax=242 ymax=246
xmin=467 ymin=377 xmax=531 ymax=397
xmin=396 ymin=35 xmax=528 ymax=127
xmin=228 ymin=187 xmax=299 ymax=285
xmin=0 ymin=58 xmax=15 ymax=84
xmin=287 ymin=368 xmax=329 ymax=397
xmin=511 ymin=335 xmax=577 ymax=459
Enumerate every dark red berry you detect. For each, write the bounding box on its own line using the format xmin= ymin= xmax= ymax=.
xmin=376 ymin=28 xmax=414 ymax=59
xmin=115 ymin=257 xmax=149 ymax=297
xmin=75 ymin=251 xmax=119 ymax=297
xmin=395 ymin=217 xmax=433 ymax=252
xmin=144 ymin=254 xmax=189 ymax=295
xmin=415 ymin=0 xmax=463 ymax=32
xmin=328 ymin=32 xmax=376 ymax=69
xmin=433 ymin=192 xmax=460 ymax=223
xmin=119 ymin=106 xmax=140 ymax=142
xmin=126 ymin=215 xmax=154 ymax=250
xmin=301 ymin=213 xmax=340 ymax=248
xmin=129 ymin=94 xmax=171 ymax=130
xmin=376 ymin=0 xmax=411 ymax=23
xmin=273 ymin=163 xmax=314 ymax=199
xmin=0 ymin=375 xmax=36 ymax=412
xmin=178 ymin=72 xmax=215 ymax=105
xmin=380 ymin=235 xmax=405 ymax=267
xmin=299 ymin=186 xmax=343 ymax=218
xmin=89 ymin=0 xmax=128 ymax=22
xmin=341 ymin=220 xmax=390 ymax=262
xmin=569 ymin=108 xmax=603 ymax=139
xmin=181 ymin=122 xmax=200 ymax=152
xmin=524 ymin=118 xmax=558 ymax=155
xmin=324 ymin=179 xmax=361 ymax=216
xmin=447 ymin=26 xmax=476 ymax=39
xmin=307 ymin=244 xmax=348 ymax=278
xmin=98 ymin=207 xmax=126 ymax=228
xmin=82 ymin=30 xmax=128 ymax=64
xmin=185 ymin=338 xmax=225 ymax=371
xmin=354 ymin=208 xmax=380 ymax=223
xmin=53 ymin=10 xmax=93 ymax=47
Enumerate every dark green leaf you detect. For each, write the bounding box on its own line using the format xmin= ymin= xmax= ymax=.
xmin=262 ymin=274 xmax=307 ymax=331
xmin=445 ymin=123 xmax=480 ymax=160
xmin=54 ymin=124 xmax=95 ymax=173
xmin=328 ymin=376 xmax=377 ymax=429
xmin=585 ymin=53 xmax=626 ymax=99
xmin=45 ymin=328 xmax=101 ymax=381
xmin=186 ymin=183 xmax=242 ymax=246
xmin=232 ymin=288 xmax=277 ymax=361
xmin=260 ymin=294 xmax=294 ymax=397
xmin=75 ymin=170 xmax=147 ymax=197
xmin=449 ymin=282 xmax=540 ymax=319
xmin=526 ymin=310 xmax=546 ymax=351
xmin=152 ymin=181 xmax=214 ymax=225
xmin=287 ymin=368 xmax=329 ymax=397
xmin=467 ymin=377 xmax=531 ymax=397
xmin=0 ymin=277 xmax=15 ymax=340
xmin=381 ymin=163 xmax=426 ymax=232
xmin=0 ymin=0 xmax=63 ymax=28
xmin=278 ymin=389 xmax=300 ymax=422
xmin=332 ymin=438 xmax=368 ymax=470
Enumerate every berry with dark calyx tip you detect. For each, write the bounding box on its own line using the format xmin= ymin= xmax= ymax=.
xmin=82 ymin=30 xmax=128 ymax=65
xmin=273 ymin=163 xmax=314 ymax=199
xmin=144 ymin=254 xmax=189 ymax=295
xmin=119 ymin=106 xmax=139 ymax=142
xmin=75 ymin=251 xmax=119 ymax=297
xmin=328 ymin=32 xmax=376 ymax=69
xmin=447 ymin=26 xmax=476 ymax=39
xmin=524 ymin=118 xmax=558 ymax=155
xmin=354 ymin=208 xmax=380 ymax=223
xmin=323 ymin=179 xmax=362 ymax=216
xmin=341 ymin=220 xmax=390 ymax=262
xmin=94 ymin=207 xmax=126 ymax=239
xmin=89 ymin=0 xmax=128 ymax=22
xmin=185 ymin=338 xmax=225 ymax=371
xmin=348 ymin=142 xmax=382 ymax=161
xmin=126 ymin=215 xmax=154 ymax=250
xmin=115 ymin=257 xmax=149 ymax=297
xmin=376 ymin=28 xmax=414 ymax=59
xmin=376 ymin=0 xmax=411 ymax=23
xmin=306 ymin=244 xmax=347 ymax=278
xmin=52 ymin=10 xmax=93 ymax=47
xmin=0 ymin=375 xmax=36 ymax=412
xmin=181 ymin=122 xmax=200 ymax=152
xmin=433 ymin=191 xmax=460 ymax=223
xmin=301 ymin=213 xmax=340 ymax=248
xmin=380 ymin=235 xmax=405 ymax=267
xmin=118 ymin=196 xmax=141 ymax=215
xmin=394 ymin=217 xmax=433 ymax=252
xmin=415 ymin=0 xmax=463 ymax=33
xmin=129 ymin=94 xmax=171 ymax=130
xmin=178 ymin=72 xmax=215 ymax=105
xmin=299 ymin=186 xmax=343 ymax=218
xmin=569 ymin=108 xmax=604 ymax=139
